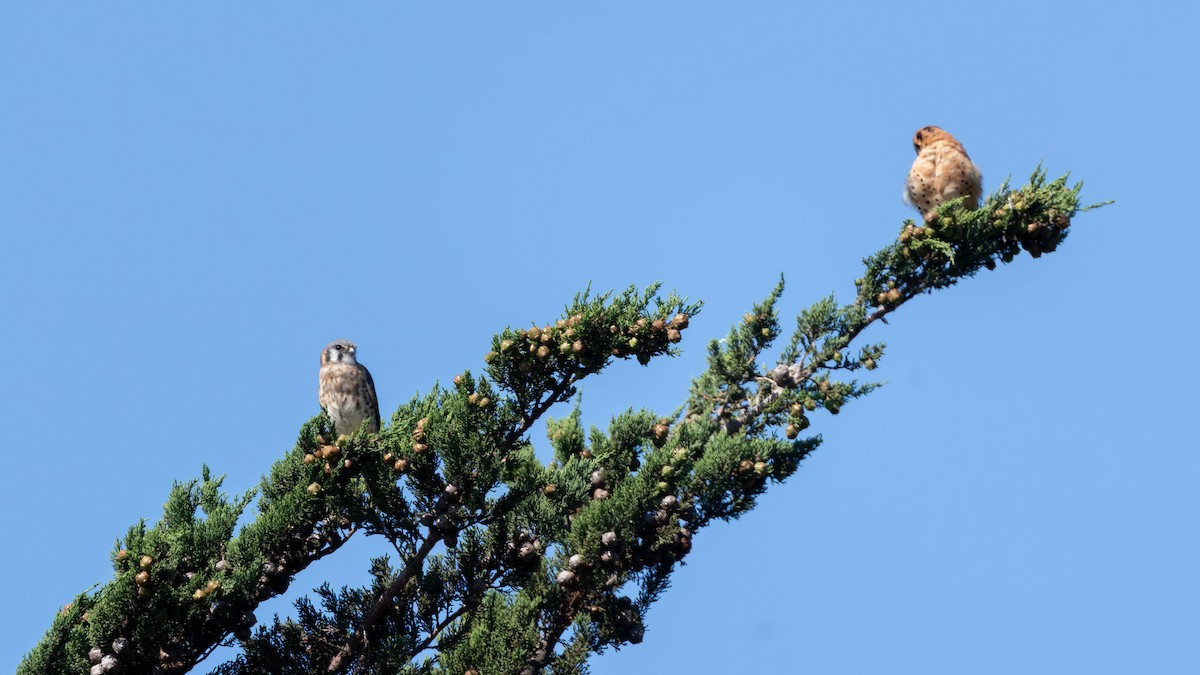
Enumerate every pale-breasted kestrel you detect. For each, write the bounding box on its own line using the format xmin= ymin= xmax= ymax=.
xmin=904 ymin=126 xmax=983 ymax=222
xmin=318 ymin=339 xmax=380 ymax=436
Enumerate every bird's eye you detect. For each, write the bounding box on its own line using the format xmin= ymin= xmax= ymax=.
xmin=334 ymin=345 xmax=343 ymax=350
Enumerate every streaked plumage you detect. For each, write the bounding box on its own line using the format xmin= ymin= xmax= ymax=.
xmin=318 ymin=339 xmax=380 ymax=436
xmin=904 ymin=126 xmax=982 ymax=222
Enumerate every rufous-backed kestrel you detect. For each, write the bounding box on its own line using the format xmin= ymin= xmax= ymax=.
xmin=905 ymin=126 xmax=982 ymax=222
xmin=318 ymin=339 xmax=380 ymax=436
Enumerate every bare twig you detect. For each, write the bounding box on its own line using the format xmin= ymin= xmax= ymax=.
xmin=522 ymin=591 xmax=585 ymax=674
xmin=505 ymin=375 xmax=577 ymax=446
xmin=414 ymin=604 xmax=472 ymax=656
xmin=326 ymin=534 xmax=441 ymax=673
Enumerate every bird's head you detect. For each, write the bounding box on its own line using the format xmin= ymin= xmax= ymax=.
xmin=912 ymin=125 xmax=955 ymax=153
xmin=321 ymin=339 xmax=359 ymax=365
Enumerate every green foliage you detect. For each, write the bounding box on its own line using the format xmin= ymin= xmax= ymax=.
xmin=19 ymin=169 xmax=1103 ymax=675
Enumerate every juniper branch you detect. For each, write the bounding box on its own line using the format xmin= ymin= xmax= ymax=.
xmin=18 ymin=168 xmax=1102 ymax=675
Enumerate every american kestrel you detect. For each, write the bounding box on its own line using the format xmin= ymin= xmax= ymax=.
xmin=318 ymin=339 xmax=381 ymax=436
xmin=904 ymin=126 xmax=983 ymax=222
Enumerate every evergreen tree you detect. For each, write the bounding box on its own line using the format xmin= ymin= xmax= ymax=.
xmin=19 ymin=169 xmax=1106 ymax=675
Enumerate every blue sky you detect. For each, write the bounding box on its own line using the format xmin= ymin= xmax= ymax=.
xmin=2 ymin=3 xmax=1196 ymax=673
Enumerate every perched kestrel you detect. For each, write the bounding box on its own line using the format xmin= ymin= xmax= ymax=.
xmin=904 ymin=126 xmax=983 ymax=222
xmin=318 ymin=339 xmax=381 ymax=436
